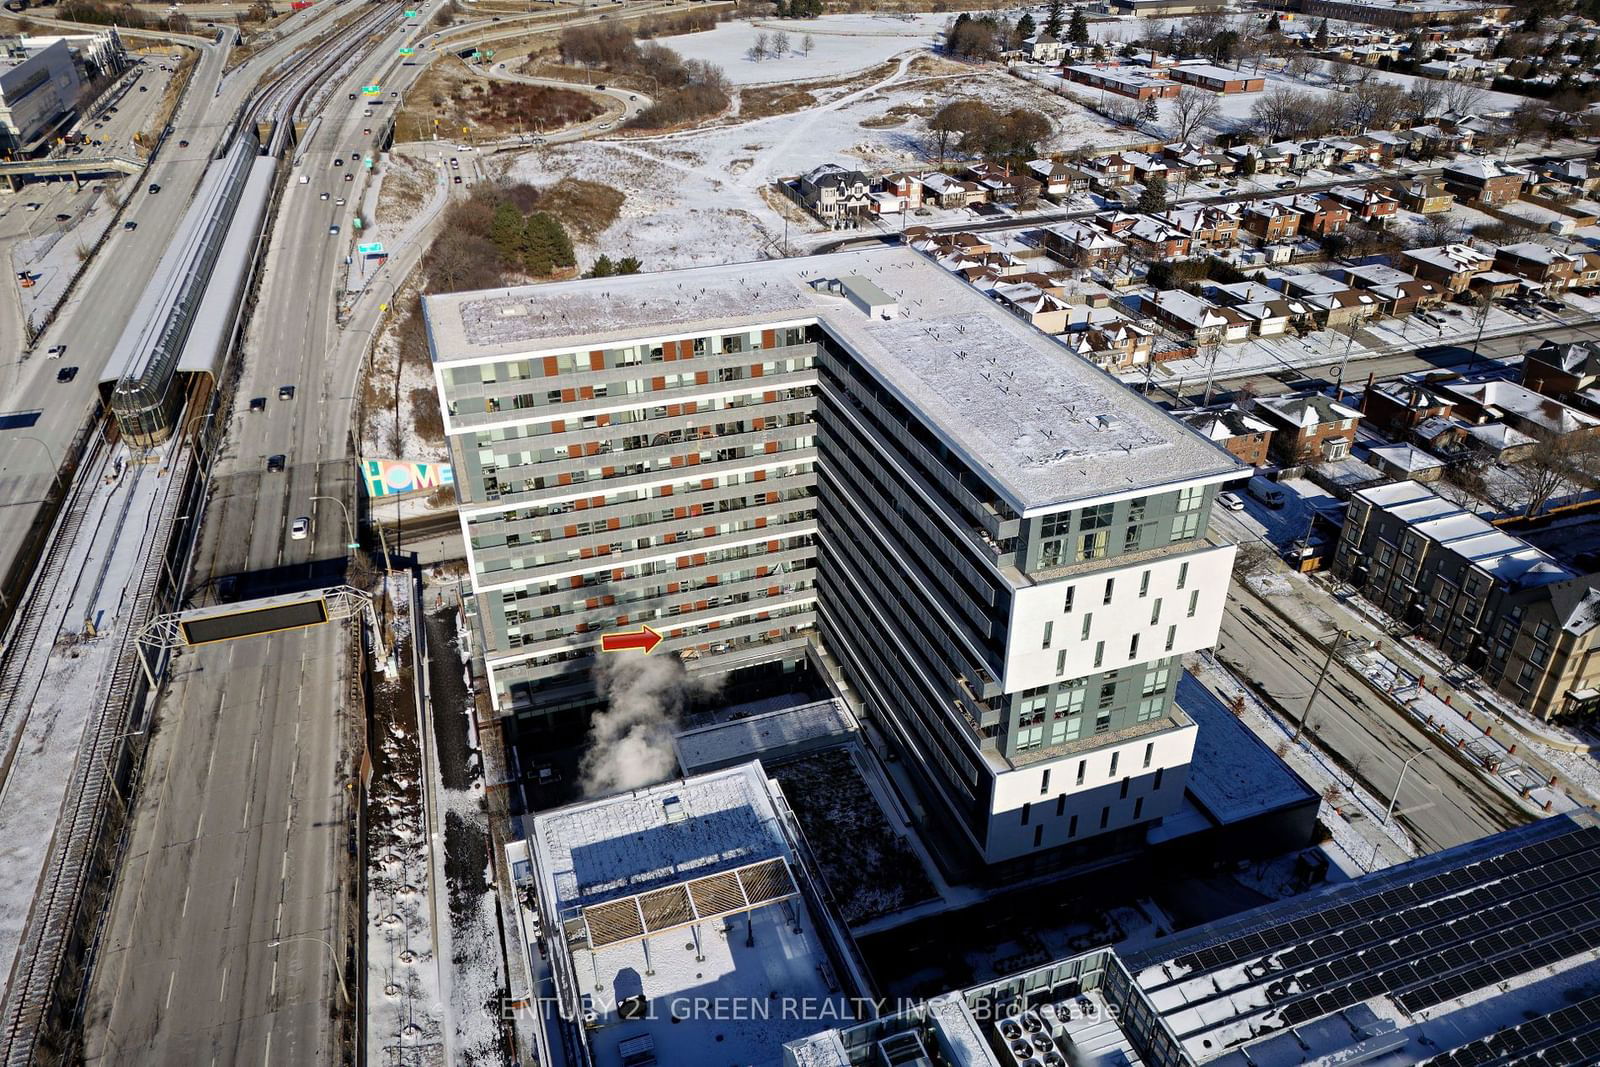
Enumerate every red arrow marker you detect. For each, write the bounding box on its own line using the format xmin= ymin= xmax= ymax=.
xmin=600 ymin=625 xmax=662 ymax=654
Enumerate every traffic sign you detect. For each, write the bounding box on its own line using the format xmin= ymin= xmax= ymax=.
xmin=358 ymin=242 xmax=385 ymax=255
xmin=403 ymin=8 xmax=417 ymax=15
xmin=398 ymin=46 xmax=415 ymax=56
xmin=361 ymin=84 xmax=381 ymax=96
xmin=353 ymin=217 xmax=362 ymax=230
xmin=364 ymin=156 xmax=373 ymax=169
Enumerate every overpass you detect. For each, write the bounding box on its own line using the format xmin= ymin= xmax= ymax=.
xmin=0 ymin=153 xmax=144 ymax=190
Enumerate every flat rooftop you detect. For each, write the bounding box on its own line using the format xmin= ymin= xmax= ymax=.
xmin=423 ymin=246 xmax=1239 ymax=514
xmin=673 ymin=698 xmax=857 ymax=776
xmin=529 ymin=763 xmax=853 ymax=1067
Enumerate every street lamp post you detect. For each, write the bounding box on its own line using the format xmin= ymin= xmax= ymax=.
xmin=269 ymin=935 xmax=350 ymax=1008
xmin=15 ymin=434 xmax=64 ymax=494
xmin=1295 ymin=626 xmax=1350 ymax=743
xmin=310 ymin=494 xmax=358 ymax=549
xmin=1383 ymin=749 xmax=1427 ymax=827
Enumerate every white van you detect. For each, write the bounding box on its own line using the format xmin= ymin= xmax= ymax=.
xmin=1247 ymin=476 xmax=1286 ymax=509
xmin=298 ymin=174 xmax=309 ymax=184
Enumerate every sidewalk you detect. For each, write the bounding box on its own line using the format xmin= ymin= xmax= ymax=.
xmin=1272 ymin=566 xmax=1598 ymax=815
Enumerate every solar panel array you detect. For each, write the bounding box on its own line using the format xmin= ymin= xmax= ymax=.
xmin=1155 ymin=825 xmax=1600 ymax=1037
xmin=1421 ymin=993 xmax=1600 ymax=1066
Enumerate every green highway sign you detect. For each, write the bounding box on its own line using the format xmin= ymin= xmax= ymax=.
xmin=403 ymin=8 xmax=417 ymax=15
xmin=399 ymin=46 xmax=415 ymax=56
xmin=364 ymin=156 xmax=373 ymax=169
xmin=358 ymin=242 xmax=385 ymax=255
xmin=361 ymin=84 xmax=381 ymax=96
xmin=353 ymin=217 xmax=363 ymax=229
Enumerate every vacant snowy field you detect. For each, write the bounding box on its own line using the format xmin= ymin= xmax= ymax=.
xmin=655 ymin=13 xmax=945 ymax=85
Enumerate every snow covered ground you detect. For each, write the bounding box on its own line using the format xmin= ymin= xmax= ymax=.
xmin=655 ymin=13 xmax=944 ymax=86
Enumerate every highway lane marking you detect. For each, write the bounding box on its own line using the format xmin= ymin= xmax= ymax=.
xmin=264 ymin=1029 xmax=272 ymax=1066
xmin=218 ymin=964 xmax=228 ymax=1002
xmin=181 ymin=884 xmax=191 ymax=918
xmin=165 ymin=970 xmax=176 ymax=1011
xmin=231 ymin=875 xmax=240 ymax=908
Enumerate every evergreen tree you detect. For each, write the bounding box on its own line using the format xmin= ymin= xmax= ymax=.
xmin=616 ymin=256 xmax=643 ymax=274
xmin=1043 ymin=0 xmax=1064 ymax=39
xmin=1137 ymin=173 xmax=1167 ymax=213
xmin=1017 ymin=12 xmax=1035 ymax=40
xmin=586 ymin=254 xmax=617 ymax=278
xmin=489 ymin=203 xmax=524 ymax=262
xmin=1266 ymin=12 xmax=1279 ymax=33
xmin=1068 ymin=4 xmax=1089 ymax=46
xmin=1314 ymin=18 xmax=1328 ymax=48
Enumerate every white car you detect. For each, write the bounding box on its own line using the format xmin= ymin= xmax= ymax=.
xmin=290 ymin=516 xmax=311 ymax=540
xmin=1217 ymin=491 xmax=1246 ymax=512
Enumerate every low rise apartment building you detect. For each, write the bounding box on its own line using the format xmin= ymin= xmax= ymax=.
xmin=1167 ymin=62 xmax=1264 ymax=93
xmin=1065 ymin=63 xmax=1181 ymax=100
xmin=1332 ymin=481 xmax=1600 ymax=720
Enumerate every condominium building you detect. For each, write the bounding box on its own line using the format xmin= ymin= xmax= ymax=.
xmin=1331 ymin=480 xmax=1600 ymax=720
xmin=426 ymin=247 xmax=1243 ymax=866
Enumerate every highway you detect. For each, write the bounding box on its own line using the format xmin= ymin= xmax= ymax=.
xmin=81 ymin=4 xmax=454 ymax=1064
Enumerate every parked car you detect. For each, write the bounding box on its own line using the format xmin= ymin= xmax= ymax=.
xmin=56 ymin=365 xmax=78 ymax=383
xmin=290 ymin=516 xmax=310 ymax=540
xmin=1247 ymin=476 xmax=1285 ymax=508
xmin=1217 ymin=490 xmax=1246 ymax=512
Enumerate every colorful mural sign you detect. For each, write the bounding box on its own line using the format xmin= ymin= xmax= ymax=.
xmin=363 ymin=459 xmax=454 ymax=497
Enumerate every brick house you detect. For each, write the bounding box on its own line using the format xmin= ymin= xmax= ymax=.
xmin=1389 ymin=177 xmax=1455 ymax=214
xmin=1493 ymin=242 xmax=1584 ymax=292
xmin=1167 ymin=62 xmax=1265 ymax=93
xmin=1401 ymin=244 xmax=1493 ymax=293
xmin=1061 ymin=320 xmax=1156 ymax=370
xmin=1255 ymin=392 xmax=1364 ymax=464
xmin=1287 ymin=193 xmax=1352 ymax=237
xmin=1026 ymin=158 xmax=1089 ymax=199
xmin=1124 ymin=216 xmax=1191 ymax=259
xmin=1327 ymin=184 xmax=1399 ymax=227
xmin=1441 ymin=158 xmax=1523 ymax=206
xmin=1522 ymin=339 xmax=1600 ymax=408
xmin=1039 ymin=220 xmax=1126 ymax=267
xmin=1242 ymin=200 xmax=1302 ymax=242
xmin=1177 ymin=405 xmax=1276 ymax=466
xmin=1362 ymin=377 xmax=1456 ymax=437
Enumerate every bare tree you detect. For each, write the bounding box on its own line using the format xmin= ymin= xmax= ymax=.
xmin=1441 ymin=80 xmax=1487 ymax=116
xmin=1170 ymin=88 xmax=1222 ymax=142
xmin=748 ymin=31 xmax=769 ymax=62
xmin=1404 ymin=81 xmax=1444 ymax=123
xmin=771 ymin=29 xmax=790 ymax=57
xmin=1250 ymin=84 xmax=1304 ymax=141
xmin=1413 ymin=213 xmax=1464 ymax=247
xmin=1519 ymin=431 xmax=1600 ymax=517
xmin=801 ymin=34 xmax=814 ymax=56
xmin=1286 ymin=52 xmax=1320 ymax=81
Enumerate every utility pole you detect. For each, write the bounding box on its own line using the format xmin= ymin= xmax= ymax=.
xmin=1383 ymin=749 xmax=1426 ymax=826
xmin=1295 ymin=626 xmax=1346 ymax=743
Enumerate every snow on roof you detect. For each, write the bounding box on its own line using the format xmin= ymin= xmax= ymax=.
xmin=531 ymin=762 xmax=790 ymax=913
xmin=1403 ymin=243 xmax=1491 ymax=273
xmin=1256 ymin=392 xmax=1362 ymax=428
xmin=1178 ymin=672 xmax=1315 ymax=825
xmin=673 ymin=699 xmax=857 ymax=775
xmin=1443 ymin=156 xmax=1519 ymax=181
xmin=1367 ymin=442 xmax=1445 ymax=473
xmin=1448 ymin=380 xmax=1600 ymax=436
xmin=424 ymin=247 xmax=1239 ymax=515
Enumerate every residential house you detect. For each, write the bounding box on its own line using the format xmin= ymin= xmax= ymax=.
xmin=1468 ymin=270 xmax=1522 ymax=301
xmin=1327 ymin=184 xmax=1399 ymax=227
xmin=1358 ymin=131 xmax=1409 ymax=162
xmin=1141 ymin=289 xmax=1251 ymax=343
xmin=1522 ymin=339 xmax=1600 ymax=408
xmin=1441 ymin=157 xmax=1523 ymax=205
xmin=1366 ymin=442 xmax=1446 ymax=483
xmin=1119 ymin=151 xmax=1170 ymax=184
xmin=1167 ymin=62 xmax=1264 ymax=93
xmin=872 ymin=172 xmax=924 ymax=214
xmin=1124 ymin=215 xmax=1191 ymax=259
xmin=1438 ymin=379 xmax=1600 ymax=439
xmin=1493 ymin=242 xmax=1585 ymax=292
xmin=1362 ymin=377 xmax=1456 ymax=437
xmin=1209 ymin=280 xmax=1314 ymax=335
xmin=993 ymin=281 xmax=1071 ymax=333
xmin=1177 ymin=405 xmax=1277 ymax=466
xmin=1040 ymin=221 xmax=1126 ymax=268
xmin=1024 ymin=33 xmax=1067 ymax=62
xmin=965 ymin=162 xmax=1039 ymax=206
xmin=919 ymin=172 xmax=983 ymax=209
xmin=1026 ymin=158 xmax=1088 ymax=199
xmin=1159 ymin=205 xmax=1239 ymax=250
xmin=1343 ymin=263 xmax=1447 ymax=315
xmin=1389 ymin=176 xmax=1455 ymax=214
xmin=1161 ymin=143 xmax=1225 ymax=176
xmin=1402 ymin=243 xmax=1493 ymax=293
xmin=1543 ymin=158 xmax=1600 ymax=195
xmin=1061 ymin=320 xmax=1156 ymax=369
xmin=1286 ymin=193 xmax=1352 ymax=237
xmin=1081 ymin=153 xmax=1135 ymax=189
xmin=1242 ymin=199 xmax=1302 ymax=242
xmin=1256 ymin=392 xmax=1364 ymax=463
xmin=797 ymin=163 xmax=872 ymax=226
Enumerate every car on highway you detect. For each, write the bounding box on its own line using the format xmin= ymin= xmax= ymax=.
xmin=290 ymin=517 xmax=310 ymax=540
xmin=279 ymin=385 xmax=295 ymax=400
xmin=249 ymin=396 xmax=267 ymax=412
xmin=351 ymin=151 xmax=360 ymax=161
xmin=148 ymin=182 xmax=161 ymax=193
xmin=344 ymin=172 xmax=354 ymax=182
xmin=266 ymin=454 xmax=286 ymax=472
xmin=452 ymin=175 xmax=462 ymax=184
xmin=54 ymin=213 xmax=70 ymax=222
xmin=24 ymin=202 xmax=40 ymax=211
xmin=329 ymin=224 xmax=340 ymax=234
xmin=139 ymin=85 xmax=148 ymax=92
xmin=334 ymin=157 xmax=343 ymax=166
xmin=450 ymin=157 xmax=459 ymax=168
xmin=47 ymin=344 xmax=66 ymax=358
xmin=56 ymin=366 xmax=78 ymax=383
xmin=595 ymin=83 xmax=607 ymax=90
xmin=335 ymin=197 xmax=346 ymax=205
xmin=123 ymin=220 xmax=137 ymax=231
xmin=1217 ymin=491 xmax=1246 ymax=512
xmin=178 ymin=139 xmax=189 ymax=147
xmin=320 ymin=191 xmax=330 ymax=200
